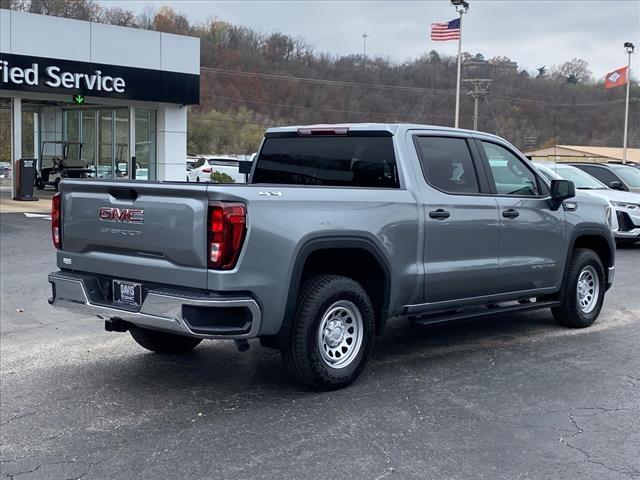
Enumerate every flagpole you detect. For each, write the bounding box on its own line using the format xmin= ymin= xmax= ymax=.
xmin=451 ymin=1 xmax=469 ymax=128
xmin=454 ymin=9 xmax=463 ymax=128
xmin=622 ymin=42 xmax=634 ymax=164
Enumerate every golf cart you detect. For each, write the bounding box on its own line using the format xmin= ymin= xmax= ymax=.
xmin=35 ymin=141 xmax=93 ymax=190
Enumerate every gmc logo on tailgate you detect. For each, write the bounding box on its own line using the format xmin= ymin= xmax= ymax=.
xmin=99 ymin=207 xmax=144 ymax=224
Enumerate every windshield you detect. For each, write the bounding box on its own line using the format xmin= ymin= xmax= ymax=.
xmin=612 ymin=165 xmax=640 ymax=187
xmin=553 ymin=166 xmax=607 ymax=189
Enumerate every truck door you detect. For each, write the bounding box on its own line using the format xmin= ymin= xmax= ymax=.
xmin=413 ymin=134 xmax=502 ymax=303
xmin=477 ymin=140 xmax=565 ymax=292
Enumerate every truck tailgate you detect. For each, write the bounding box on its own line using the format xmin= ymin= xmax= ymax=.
xmin=59 ymin=180 xmax=209 ymax=289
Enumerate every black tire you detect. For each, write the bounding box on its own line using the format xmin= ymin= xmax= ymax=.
xmin=281 ymin=275 xmax=375 ymax=390
xmin=35 ymin=178 xmax=44 ymax=190
xmin=129 ymin=326 xmax=202 ymax=354
xmin=552 ymin=248 xmax=605 ymax=328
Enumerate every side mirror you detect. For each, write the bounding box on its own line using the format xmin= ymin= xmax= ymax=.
xmin=609 ymin=180 xmax=624 ymax=190
xmin=550 ymin=179 xmax=575 ymax=209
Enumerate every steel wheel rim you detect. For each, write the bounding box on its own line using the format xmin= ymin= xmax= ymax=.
xmin=317 ymin=300 xmax=363 ymax=369
xmin=576 ymin=265 xmax=599 ymax=314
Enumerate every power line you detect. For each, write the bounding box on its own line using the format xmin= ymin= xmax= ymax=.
xmin=199 ymin=92 xmax=473 ymax=120
xmin=201 ymin=66 xmax=640 ymax=107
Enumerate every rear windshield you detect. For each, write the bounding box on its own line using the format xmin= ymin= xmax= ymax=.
xmin=252 ymin=135 xmax=399 ymax=188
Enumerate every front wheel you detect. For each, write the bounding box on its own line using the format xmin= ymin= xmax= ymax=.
xmin=552 ymin=248 xmax=605 ymax=328
xmin=281 ymin=275 xmax=375 ymax=390
xmin=130 ymin=326 xmax=202 ymax=354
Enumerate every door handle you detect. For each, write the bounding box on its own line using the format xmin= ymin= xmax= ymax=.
xmin=502 ymin=208 xmax=520 ymax=219
xmin=429 ymin=209 xmax=451 ymax=220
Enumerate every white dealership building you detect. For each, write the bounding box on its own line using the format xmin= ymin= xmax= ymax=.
xmin=0 ymin=9 xmax=200 ymax=197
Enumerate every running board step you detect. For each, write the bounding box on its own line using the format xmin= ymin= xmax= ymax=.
xmin=411 ymin=300 xmax=561 ymax=327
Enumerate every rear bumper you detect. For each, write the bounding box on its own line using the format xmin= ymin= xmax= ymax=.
xmin=48 ymin=271 xmax=261 ymax=339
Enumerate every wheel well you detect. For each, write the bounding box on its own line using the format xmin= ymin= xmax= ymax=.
xmin=573 ymin=234 xmax=613 ymax=272
xmin=300 ymin=248 xmax=389 ymax=334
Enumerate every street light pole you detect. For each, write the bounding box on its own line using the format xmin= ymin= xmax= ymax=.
xmin=623 ymin=42 xmax=634 ymax=164
xmin=362 ymin=31 xmax=369 ymax=70
xmin=451 ymin=0 xmax=469 ymax=129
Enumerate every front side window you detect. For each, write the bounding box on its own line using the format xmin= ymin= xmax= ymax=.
xmin=414 ymin=136 xmax=480 ymax=194
xmin=612 ymin=165 xmax=640 ymax=187
xmin=482 ymin=142 xmax=538 ymax=196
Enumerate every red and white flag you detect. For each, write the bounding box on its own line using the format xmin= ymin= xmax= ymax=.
xmin=604 ymin=66 xmax=628 ymax=89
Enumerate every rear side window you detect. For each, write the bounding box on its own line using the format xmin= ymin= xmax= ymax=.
xmin=414 ymin=136 xmax=480 ymax=194
xmin=576 ymin=165 xmax=619 ymax=186
xmin=252 ymin=135 xmax=399 ymax=188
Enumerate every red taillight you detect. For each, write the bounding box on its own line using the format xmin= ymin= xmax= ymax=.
xmin=51 ymin=192 xmax=62 ymax=250
xmin=201 ymin=168 xmax=212 ymax=173
xmin=208 ymin=202 xmax=246 ymax=270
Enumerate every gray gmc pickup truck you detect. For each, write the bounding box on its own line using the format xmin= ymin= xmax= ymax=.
xmin=49 ymin=123 xmax=615 ymax=389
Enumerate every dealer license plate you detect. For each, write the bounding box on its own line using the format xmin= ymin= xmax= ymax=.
xmin=113 ymin=280 xmax=142 ymax=307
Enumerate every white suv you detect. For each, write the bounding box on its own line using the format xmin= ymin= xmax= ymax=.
xmin=536 ymin=162 xmax=640 ymax=243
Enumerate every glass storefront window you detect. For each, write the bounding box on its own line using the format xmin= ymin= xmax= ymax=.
xmin=135 ymin=109 xmax=156 ymax=180
xmin=82 ymin=110 xmax=96 ymax=169
xmin=98 ymin=110 xmax=113 ymax=178
xmin=114 ymin=108 xmax=129 ymax=178
xmin=61 ymin=107 xmax=155 ymax=180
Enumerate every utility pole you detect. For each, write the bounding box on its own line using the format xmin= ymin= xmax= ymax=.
xmin=623 ymin=42 xmax=635 ymax=164
xmin=462 ymin=78 xmax=491 ymax=130
xmin=362 ymin=31 xmax=369 ymax=70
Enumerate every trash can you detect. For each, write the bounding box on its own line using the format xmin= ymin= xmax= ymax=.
xmin=14 ymin=158 xmax=39 ymax=201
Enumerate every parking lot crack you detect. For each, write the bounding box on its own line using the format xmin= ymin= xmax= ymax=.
xmin=559 ymin=410 xmax=640 ymax=478
xmin=373 ymin=444 xmax=395 ymax=480
xmin=0 ymin=411 xmax=37 ymax=427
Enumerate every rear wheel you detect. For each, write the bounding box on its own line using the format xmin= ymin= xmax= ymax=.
xmin=281 ymin=275 xmax=375 ymax=390
xmin=129 ymin=326 xmax=202 ymax=354
xmin=552 ymin=248 xmax=605 ymax=328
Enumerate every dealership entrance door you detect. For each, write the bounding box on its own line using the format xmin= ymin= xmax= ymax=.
xmin=64 ymin=107 xmax=156 ymax=180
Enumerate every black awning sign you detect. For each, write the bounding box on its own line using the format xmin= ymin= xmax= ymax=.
xmin=0 ymin=53 xmax=199 ymax=105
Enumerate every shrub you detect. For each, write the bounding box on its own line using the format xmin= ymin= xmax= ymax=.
xmin=210 ymin=171 xmax=235 ymax=183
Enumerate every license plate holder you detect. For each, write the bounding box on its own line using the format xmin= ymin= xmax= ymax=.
xmin=113 ymin=280 xmax=142 ymax=307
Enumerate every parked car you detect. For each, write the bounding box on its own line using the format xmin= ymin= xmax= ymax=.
xmin=535 ymin=162 xmax=640 ymax=243
xmin=186 ymin=156 xmax=246 ymax=183
xmin=0 ymin=162 xmax=12 ymax=179
xmin=607 ymin=160 xmax=640 ymax=169
xmin=569 ymin=162 xmax=640 ymax=194
xmin=49 ymin=124 xmax=615 ymax=390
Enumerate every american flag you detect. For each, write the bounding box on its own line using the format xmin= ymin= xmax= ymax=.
xmin=431 ymin=18 xmax=461 ymax=41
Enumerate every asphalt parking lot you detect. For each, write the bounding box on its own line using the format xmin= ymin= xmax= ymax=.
xmin=1 ymin=211 xmax=639 ymax=480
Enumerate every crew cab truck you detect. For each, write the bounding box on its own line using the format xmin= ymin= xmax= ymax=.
xmin=49 ymin=124 xmax=615 ymax=390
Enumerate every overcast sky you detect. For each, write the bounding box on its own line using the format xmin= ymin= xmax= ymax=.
xmin=101 ymin=0 xmax=640 ymax=78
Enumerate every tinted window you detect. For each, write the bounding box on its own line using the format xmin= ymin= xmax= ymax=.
xmin=194 ymin=158 xmax=206 ymax=168
xmin=252 ymin=135 xmax=399 ymax=188
xmin=576 ymin=165 xmax=619 ymax=186
xmin=482 ymin=142 xmax=538 ymax=196
xmin=414 ymin=137 xmax=479 ymax=193
xmin=612 ymin=165 xmax=640 ymax=187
